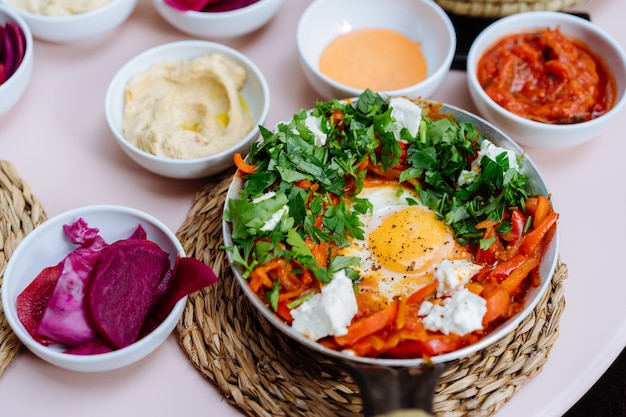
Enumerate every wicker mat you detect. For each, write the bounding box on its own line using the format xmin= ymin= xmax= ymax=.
xmin=175 ymin=171 xmax=568 ymax=417
xmin=0 ymin=161 xmax=47 ymax=378
xmin=434 ymin=0 xmax=583 ymax=17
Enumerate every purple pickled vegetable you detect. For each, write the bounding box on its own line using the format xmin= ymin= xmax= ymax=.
xmin=35 ymin=219 xmax=108 ymax=346
xmin=164 ymin=0 xmax=213 ymax=11
xmin=86 ymin=239 xmax=171 ymax=349
xmin=17 ymin=218 xmax=219 ymax=355
xmin=5 ymin=23 xmax=24 ymax=77
xmin=141 ymin=257 xmax=218 ymax=336
xmin=203 ymin=0 xmax=259 ymax=12
xmin=128 ymin=224 xmax=147 ymax=240
xmin=16 ymin=265 xmax=62 ymax=346
xmin=1 ymin=26 xmax=14 ymax=77
xmin=64 ymin=337 xmax=113 ymax=355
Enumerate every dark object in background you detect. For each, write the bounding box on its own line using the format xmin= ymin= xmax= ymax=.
xmin=448 ymin=11 xmax=591 ymax=71
xmin=564 ymin=347 xmax=626 ymax=417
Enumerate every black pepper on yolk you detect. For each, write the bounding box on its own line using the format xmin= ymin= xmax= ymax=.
xmin=339 ymin=185 xmax=470 ymax=303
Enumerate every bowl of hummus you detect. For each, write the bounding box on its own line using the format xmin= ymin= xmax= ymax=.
xmin=0 ymin=0 xmax=137 ymax=43
xmin=105 ymin=40 xmax=270 ymax=179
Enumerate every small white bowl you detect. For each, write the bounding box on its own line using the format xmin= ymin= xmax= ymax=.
xmin=0 ymin=0 xmax=136 ymax=43
xmin=0 ymin=5 xmax=32 ymax=117
xmin=1 ymin=205 xmax=186 ymax=373
xmin=296 ymin=0 xmax=456 ymax=100
xmin=151 ymin=0 xmax=284 ymax=39
xmin=105 ymin=40 xmax=270 ymax=179
xmin=467 ymin=11 xmax=626 ymax=148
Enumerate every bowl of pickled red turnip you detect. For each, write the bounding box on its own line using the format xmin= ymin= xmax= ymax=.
xmin=1 ymin=205 xmax=218 ymax=372
xmin=0 ymin=5 xmax=32 ymax=117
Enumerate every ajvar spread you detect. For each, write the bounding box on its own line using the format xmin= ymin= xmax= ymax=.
xmin=477 ymin=26 xmax=616 ymax=124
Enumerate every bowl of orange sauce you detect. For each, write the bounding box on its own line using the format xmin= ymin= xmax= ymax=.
xmin=467 ymin=11 xmax=626 ymax=148
xmin=296 ymin=0 xmax=456 ymax=101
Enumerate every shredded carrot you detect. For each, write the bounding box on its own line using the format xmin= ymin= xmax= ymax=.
xmin=395 ymin=295 xmax=408 ymax=330
xmin=532 ymin=195 xmax=551 ymax=229
xmin=481 ymin=284 xmax=511 ymax=326
xmin=519 ymin=212 xmax=558 ymax=256
xmin=500 ymin=249 xmax=542 ymax=295
xmin=335 ymin=300 xmax=399 ymax=347
xmin=488 ymin=253 xmax=528 ymax=282
xmin=406 ymin=280 xmax=438 ymax=305
xmin=233 ymin=152 xmax=257 ymax=174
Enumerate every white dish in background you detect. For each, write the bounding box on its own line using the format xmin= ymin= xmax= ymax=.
xmin=0 ymin=5 xmax=33 ymax=117
xmin=1 ymin=205 xmax=186 ymax=373
xmin=466 ymin=11 xmax=626 ymax=148
xmin=296 ymin=0 xmax=455 ymax=100
xmin=151 ymin=0 xmax=284 ymax=39
xmin=105 ymin=40 xmax=270 ymax=179
xmin=0 ymin=0 xmax=137 ymax=43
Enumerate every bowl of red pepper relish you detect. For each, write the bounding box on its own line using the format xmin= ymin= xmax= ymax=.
xmin=467 ymin=11 xmax=626 ymax=148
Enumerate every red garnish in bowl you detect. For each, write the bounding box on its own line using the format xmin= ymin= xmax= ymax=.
xmin=164 ymin=0 xmax=260 ymax=12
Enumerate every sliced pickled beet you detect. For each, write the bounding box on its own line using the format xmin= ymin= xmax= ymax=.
xmin=86 ymin=239 xmax=171 ymax=349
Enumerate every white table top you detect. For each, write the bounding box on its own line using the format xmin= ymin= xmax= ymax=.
xmin=1 ymin=0 xmax=624 ymax=416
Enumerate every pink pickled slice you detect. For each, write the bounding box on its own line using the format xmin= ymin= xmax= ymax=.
xmin=35 ymin=219 xmax=108 ymax=346
xmin=141 ymin=257 xmax=218 ymax=336
xmin=16 ymin=265 xmax=62 ymax=346
xmin=164 ymin=0 xmax=213 ymax=11
xmin=86 ymin=239 xmax=171 ymax=349
xmin=63 ymin=337 xmax=113 ymax=355
xmin=4 ymin=22 xmax=24 ymax=78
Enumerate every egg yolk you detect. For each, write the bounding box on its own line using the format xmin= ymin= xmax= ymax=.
xmin=368 ymin=206 xmax=450 ymax=274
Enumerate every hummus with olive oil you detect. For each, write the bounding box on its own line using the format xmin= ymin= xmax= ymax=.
xmin=9 ymin=0 xmax=112 ymax=15
xmin=123 ymin=53 xmax=253 ymax=160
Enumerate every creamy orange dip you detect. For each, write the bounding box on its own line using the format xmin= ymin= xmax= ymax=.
xmin=319 ymin=28 xmax=427 ymax=91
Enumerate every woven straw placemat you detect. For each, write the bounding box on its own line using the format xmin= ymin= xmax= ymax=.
xmin=435 ymin=0 xmax=583 ymax=17
xmin=176 ymin=171 xmax=567 ymax=417
xmin=0 ymin=161 xmax=47 ymax=378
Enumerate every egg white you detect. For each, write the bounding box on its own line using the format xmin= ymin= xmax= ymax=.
xmin=340 ymin=184 xmax=469 ymax=302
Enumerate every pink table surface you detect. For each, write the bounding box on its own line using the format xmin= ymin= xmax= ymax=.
xmin=1 ymin=0 xmax=624 ymax=416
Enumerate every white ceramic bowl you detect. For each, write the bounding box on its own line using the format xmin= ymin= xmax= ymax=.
xmin=0 ymin=0 xmax=136 ymax=43
xmin=0 ymin=5 xmax=32 ymax=117
xmin=1 ymin=205 xmax=186 ymax=372
xmin=467 ymin=11 xmax=626 ymax=148
xmin=105 ymin=40 xmax=270 ymax=179
xmin=151 ymin=0 xmax=284 ymax=39
xmin=296 ymin=0 xmax=456 ymax=101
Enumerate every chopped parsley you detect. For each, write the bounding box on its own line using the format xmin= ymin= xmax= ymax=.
xmin=224 ymin=89 xmax=531 ymax=287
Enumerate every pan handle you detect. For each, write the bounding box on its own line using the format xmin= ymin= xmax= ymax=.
xmin=337 ymin=360 xmax=451 ymax=417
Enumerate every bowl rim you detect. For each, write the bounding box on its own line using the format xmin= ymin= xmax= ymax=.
xmin=0 ymin=4 xmax=34 ymax=85
xmin=152 ymin=0 xmax=284 ymax=17
xmin=221 ymin=97 xmax=561 ymax=368
xmin=0 ymin=204 xmax=187 ymax=369
xmin=104 ymin=39 xmax=270 ymax=166
xmin=0 ymin=0 xmax=136 ymax=22
xmin=466 ymin=10 xmax=626 ymax=133
xmin=295 ymin=0 xmax=456 ymax=97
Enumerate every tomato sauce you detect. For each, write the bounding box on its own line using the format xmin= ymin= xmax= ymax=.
xmin=319 ymin=28 xmax=428 ymax=91
xmin=477 ymin=26 xmax=617 ymax=124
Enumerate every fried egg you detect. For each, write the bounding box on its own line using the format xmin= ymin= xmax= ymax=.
xmin=340 ymin=184 xmax=469 ymax=303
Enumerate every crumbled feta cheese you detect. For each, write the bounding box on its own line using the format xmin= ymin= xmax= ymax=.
xmin=252 ymin=191 xmax=289 ymax=231
xmin=252 ymin=191 xmax=276 ymax=203
xmin=291 ymin=270 xmax=358 ymax=341
xmin=259 ymin=205 xmax=289 ymax=231
xmin=457 ymin=140 xmax=520 ymax=187
xmin=389 ymin=97 xmax=422 ymax=142
xmin=434 ymin=260 xmax=483 ymax=297
xmin=418 ymin=288 xmax=487 ymax=335
xmin=304 ymin=113 xmax=327 ymax=146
